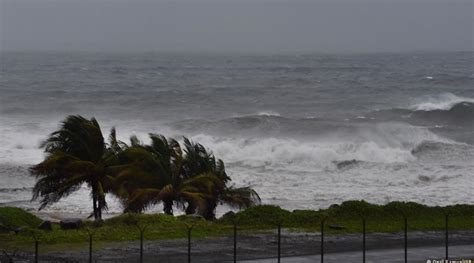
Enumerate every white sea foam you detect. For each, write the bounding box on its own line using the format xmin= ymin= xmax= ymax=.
xmin=256 ymin=111 xmax=281 ymax=117
xmin=411 ymin=93 xmax=474 ymax=111
xmin=189 ymin=123 xmax=451 ymax=172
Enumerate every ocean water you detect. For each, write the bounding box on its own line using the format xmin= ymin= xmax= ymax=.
xmin=0 ymin=51 xmax=473 ymax=218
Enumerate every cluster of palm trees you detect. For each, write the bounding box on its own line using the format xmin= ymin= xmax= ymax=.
xmin=30 ymin=115 xmax=260 ymax=221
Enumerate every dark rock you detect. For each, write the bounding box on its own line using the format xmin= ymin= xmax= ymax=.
xmin=334 ymin=159 xmax=361 ymax=170
xmin=38 ymin=220 xmax=53 ymax=231
xmin=14 ymin=227 xmax=24 ymax=234
xmin=60 ymin=219 xmax=83 ymax=230
xmin=328 ymin=224 xmax=345 ymax=230
xmin=220 ymin=211 xmax=236 ymax=221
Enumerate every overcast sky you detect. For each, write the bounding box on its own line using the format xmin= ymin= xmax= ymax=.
xmin=1 ymin=0 xmax=472 ymax=53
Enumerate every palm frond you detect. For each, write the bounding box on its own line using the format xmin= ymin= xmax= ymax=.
xmin=125 ymin=188 xmax=164 ymax=213
xmin=220 ymin=186 xmax=261 ymax=209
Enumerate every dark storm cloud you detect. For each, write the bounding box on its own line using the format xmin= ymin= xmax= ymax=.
xmin=0 ymin=0 xmax=472 ymax=53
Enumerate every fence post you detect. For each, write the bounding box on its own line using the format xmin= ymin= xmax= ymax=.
xmin=30 ymin=230 xmax=42 ymax=263
xmin=277 ymin=223 xmax=281 ymax=263
xmin=89 ymin=233 xmax=93 ymax=263
xmin=320 ymin=220 xmax=324 ymax=263
xmin=404 ymin=216 xmax=407 ymax=263
xmin=184 ymin=221 xmax=198 ymax=263
xmin=362 ymin=217 xmax=366 ymax=263
xmin=188 ymin=227 xmax=192 ymax=263
xmin=445 ymin=213 xmax=449 ymax=260
xmin=35 ymin=240 xmax=39 ymax=263
xmin=140 ymin=230 xmax=144 ymax=263
xmin=85 ymin=228 xmax=96 ymax=263
xmin=233 ymin=222 xmax=237 ymax=263
xmin=137 ymin=225 xmax=147 ymax=263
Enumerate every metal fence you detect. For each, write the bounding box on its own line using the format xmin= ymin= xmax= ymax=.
xmin=0 ymin=213 xmax=467 ymax=263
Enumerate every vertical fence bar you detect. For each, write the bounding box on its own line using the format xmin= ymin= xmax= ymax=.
xmin=445 ymin=214 xmax=449 ymax=260
xmin=277 ymin=223 xmax=281 ymax=263
xmin=135 ymin=224 xmax=147 ymax=263
xmin=35 ymin=240 xmax=39 ymax=263
xmin=140 ymin=230 xmax=144 ymax=263
xmin=321 ymin=218 xmax=325 ymax=263
xmin=184 ymin=222 xmax=197 ymax=263
xmin=404 ymin=217 xmax=407 ymax=263
xmin=89 ymin=233 xmax=93 ymax=263
xmin=362 ymin=218 xmax=366 ymax=263
xmin=233 ymin=223 xmax=237 ymax=263
xmin=188 ymin=227 xmax=192 ymax=263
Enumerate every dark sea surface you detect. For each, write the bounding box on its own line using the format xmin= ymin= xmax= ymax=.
xmin=1 ymin=51 xmax=473 ymax=217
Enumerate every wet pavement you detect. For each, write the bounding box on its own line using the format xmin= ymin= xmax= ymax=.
xmin=240 ymin=244 xmax=474 ymax=263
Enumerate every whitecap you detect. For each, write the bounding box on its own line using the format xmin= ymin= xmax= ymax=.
xmin=411 ymin=93 xmax=474 ymax=111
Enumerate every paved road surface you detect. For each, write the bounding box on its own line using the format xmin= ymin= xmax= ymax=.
xmin=240 ymin=245 xmax=474 ymax=263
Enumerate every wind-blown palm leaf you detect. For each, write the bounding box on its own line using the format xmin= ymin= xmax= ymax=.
xmin=220 ymin=186 xmax=261 ymax=209
xmin=30 ymin=115 xmax=121 ymax=220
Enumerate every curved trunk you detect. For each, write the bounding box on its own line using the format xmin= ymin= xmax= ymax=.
xmin=91 ymin=179 xmax=103 ymax=220
xmin=185 ymin=202 xmax=196 ymax=215
xmin=92 ymin=193 xmax=98 ymax=220
xmin=97 ymin=198 xmax=102 ymax=220
xmin=92 ymin=165 xmax=107 ymax=221
xmin=163 ymin=199 xmax=174 ymax=215
xmin=202 ymin=200 xmax=217 ymax=220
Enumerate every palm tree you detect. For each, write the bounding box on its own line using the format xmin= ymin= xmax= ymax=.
xmin=30 ymin=115 xmax=119 ymax=221
xmin=113 ymin=134 xmax=207 ymax=215
xmin=181 ymin=138 xmax=261 ymax=219
xmin=107 ymin=134 xmax=261 ymax=219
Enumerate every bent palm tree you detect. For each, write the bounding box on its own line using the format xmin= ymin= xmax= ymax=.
xmin=113 ymin=134 xmax=206 ymax=215
xmin=181 ymin=138 xmax=261 ymax=219
xmin=30 ymin=115 xmax=118 ymax=220
xmin=110 ymin=134 xmax=261 ymax=219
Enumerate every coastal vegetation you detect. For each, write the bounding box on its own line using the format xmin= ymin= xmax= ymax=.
xmin=29 ymin=115 xmax=260 ymax=221
xmin=1 ymin=201 xmax=474 ymax=251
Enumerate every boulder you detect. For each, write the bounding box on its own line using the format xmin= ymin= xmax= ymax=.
xmin=38 ymin=220 xmax=53 ymax=231
xmin=14 ymin=227 xmax=24 ymax=234
xmin=334 ymin=159 xmax=360 ymax=170
xmin=60 ymin=219 xmax=83 ymax=230
xmin=220 ymin=211 xmax=236 ymax=221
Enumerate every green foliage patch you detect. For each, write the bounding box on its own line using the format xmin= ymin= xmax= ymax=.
xmin=2 ymin=201 xmax=474 ymax=252
xmin=0 ymin=207 xmax=42 ymax=230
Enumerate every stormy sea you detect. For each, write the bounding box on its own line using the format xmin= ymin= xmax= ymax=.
xmin=1 ymin=51 xmax=473 ymax=218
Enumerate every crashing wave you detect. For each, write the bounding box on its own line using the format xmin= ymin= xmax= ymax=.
xmin=256 ymin=111 xmax=281 ymax=117
xmin=367 ymin=100 xmax=474 ymax=127
xmin=411 ymin=93 xmax=474 ymax=111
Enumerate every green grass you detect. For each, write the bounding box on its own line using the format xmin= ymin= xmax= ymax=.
xmin=2 ymin=201 xmax=474 ymax=252
xmin=0 ymin=207 xmax=42 ymax=230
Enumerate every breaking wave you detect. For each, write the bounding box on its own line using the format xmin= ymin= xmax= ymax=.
xmin=187 ymin=122 xmax=455 ymax=171
xmin=367 ymin=95 xmax=474 ymax=128
xmin=410 ymin=140 xmax=474 ymax=163
xmin=410 ymin=93 xmax=474 ymax=111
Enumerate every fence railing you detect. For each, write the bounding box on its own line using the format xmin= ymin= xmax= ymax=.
xmin=0 ymin=213 xmax=467 ymax=263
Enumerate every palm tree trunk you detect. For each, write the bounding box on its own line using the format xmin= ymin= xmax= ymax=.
xmin=185 ymin=202 xmax=196 ymax=215
xmin=92 ymin=194 xmax=98 ymax=220
xmin=163 ymin=199 xmax=173 ymax=215
xmin=203 ymin=201 xmax=217 ymax=220
xmin=91 ymin=181 xmax=101 ymax=220
xmin=97 ymin=198 xmax=102 ymax=220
